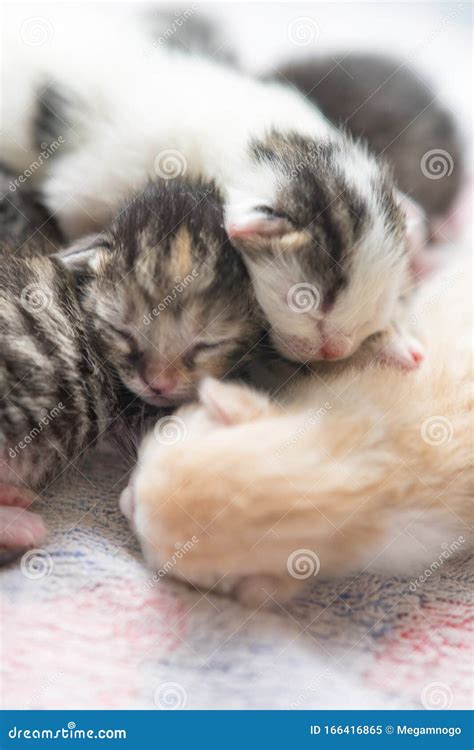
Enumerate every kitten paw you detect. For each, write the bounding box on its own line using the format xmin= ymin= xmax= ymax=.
xmin=376 ymin=333 xmax=425 ymax=371
xmin=0 ymin=485 xmax=45 ymax=549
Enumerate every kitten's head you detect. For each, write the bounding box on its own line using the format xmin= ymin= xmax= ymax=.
xmin=225 ymin=132 xmax=422 ymax=363
xmin=59 ymin=179 xmax=260 ymax=406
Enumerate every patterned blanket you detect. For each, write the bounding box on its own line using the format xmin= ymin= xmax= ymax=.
xmin=1 ymin=448 xmax=472 ymax=710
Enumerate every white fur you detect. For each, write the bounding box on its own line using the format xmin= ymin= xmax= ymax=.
xmin=2 ymin=5 xmax=332 ymax=236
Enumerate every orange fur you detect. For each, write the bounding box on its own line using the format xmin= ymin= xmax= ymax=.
xmin=126 ymin=250 xmax=473 ymax=606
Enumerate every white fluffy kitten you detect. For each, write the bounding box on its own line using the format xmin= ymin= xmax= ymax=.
xmin=122 ymin=248 xmax=473 ymax=606
xmin=2 ymin=4 xmax=427 ymax=369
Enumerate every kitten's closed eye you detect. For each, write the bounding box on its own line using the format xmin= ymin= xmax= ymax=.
xmin=255 ymin=205 xmax=295 ymax=225
xmin=183 ymin=341 xmax=222 ymax=367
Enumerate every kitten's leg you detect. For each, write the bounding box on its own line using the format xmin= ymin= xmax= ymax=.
xmin=0 ymin=485 xmax=46 ymax=549
xmin=372 ymin=326 xmax=425 ymax=371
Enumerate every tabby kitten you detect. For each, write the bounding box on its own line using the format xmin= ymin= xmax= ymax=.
xmin=0 ymin=176 xmax=260 ymax=553
xmin=61 ymin=178 xmax=261 ymax=407
xmin=0 ymin=242 xmax=143 ymax=552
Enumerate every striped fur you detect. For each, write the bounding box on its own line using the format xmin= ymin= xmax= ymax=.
xmin=59 ymin=178 xmax=262 ymax=408
xmin=0 ymin=245 xmax=123 ymax=491
xmin=0 ymin=163 xmax=63 ymax=255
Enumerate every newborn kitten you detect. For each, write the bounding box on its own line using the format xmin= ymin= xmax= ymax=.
xmin=0 ymin=243 xmax=153 ymax=553
xmin=59 ymin=178 xmax=261 ymax=406
xmin=0 ymin=162 xmax=63 ymax=253
xmin=122 ymin=252 xmax=473 ymax=605
xmin=2 ymin=5 xmax=426 ymax=368
xmin=269 ymin=54 xmax=463 ymax=227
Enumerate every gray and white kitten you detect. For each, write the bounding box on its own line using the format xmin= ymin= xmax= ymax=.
xmin=269 ymin=54 xmax=463 ymax=226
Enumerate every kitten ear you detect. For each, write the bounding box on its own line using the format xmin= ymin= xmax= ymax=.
xmin=54 ymin=234 xmax=110 ymax=274
xmin=225 ymin=206 xmax=293 ymax=249
xmin=395 ymin=190 xmax=436 ymax=283
xmin=199 ymin=378 xmax=271 ymax=425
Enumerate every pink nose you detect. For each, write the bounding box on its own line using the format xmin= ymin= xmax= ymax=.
xmin=320 ymin=338 xmax=352 ymax=360
xmin=144 ymin=374 xmax=179 ymax=395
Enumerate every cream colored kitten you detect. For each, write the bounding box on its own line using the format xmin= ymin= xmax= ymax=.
xmin=121 ymin=249 xmax=473 ymax=605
